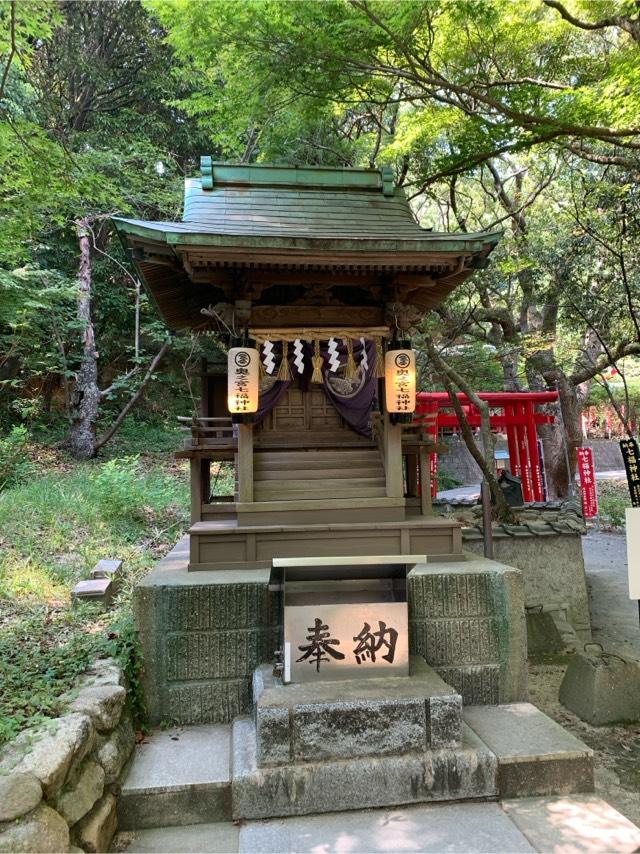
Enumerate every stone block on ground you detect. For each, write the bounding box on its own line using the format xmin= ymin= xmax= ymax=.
xmin=0 ymin=804 xmax=69 ymax=853
xmin=0 ymin=773 xmax=42 ymax=823
xmin=68 ymin=684 xmax=127 ymax=732
xmin=1 ymin=714 xmax=94 ymax=799
xmin=502 ymin=794 xmax=640 ymax=854
xmin=231 ymin=716 xmax=497 ymax=820
xmin=526 ymin=609 xmax=564 ymax=656
xmin=118 ymin=725 xmax=231 ymax=830
xmin=464 ymin=703 xmax=594 ymax=798
xmin=56 ymin=758 xmax=105 ymax=826
xmin=559 ymin=649 xmax=640 ymax=725
xmin=73 ymin=793 xmax=117 ymax=853
xmin=91 ymin=559 xmax=123 ymax=584
xmin=72 ymin=578 xmax=114 ymax=608
xmin=238 ymin=802 xmax=535 ymax=854
xmin=254 ymin=656 xmax=461 ymax=767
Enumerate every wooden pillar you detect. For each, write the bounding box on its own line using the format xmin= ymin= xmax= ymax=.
xmin=237 ymin=424 xmax=254 ymax=503
xmin=418 ymin=446 xmax=432 ymax=516
xmin=384 ymin=417 xmax=404 ymax=498
xmin=406 ymin=452 xmax=418 ymax=496
xmin=190 ymin=457 xmax=202 ymax=524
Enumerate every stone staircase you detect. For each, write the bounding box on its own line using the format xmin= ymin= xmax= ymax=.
xmin=118 ymin=658 xmax=595 ymax=830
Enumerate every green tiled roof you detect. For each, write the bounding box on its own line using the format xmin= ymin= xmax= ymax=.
xmin=113 ymin=161 xmax=502 ymax=331
xmin=115 ymin=161 xmax=500 ymax=249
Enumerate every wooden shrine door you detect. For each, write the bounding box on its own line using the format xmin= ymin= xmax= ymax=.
xmin=255 ymin=380 xmax=369 ymax=448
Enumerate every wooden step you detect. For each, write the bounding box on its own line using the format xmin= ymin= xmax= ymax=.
xmin=254 ymin=466 xmax=383 ymax=481
xmin=254 ymin=452 xmax=382 ymax=471
xmin=254 ymin=485 xmax=387 ymax=500
xmin=254 ymin=476 xmax=385 ymax=492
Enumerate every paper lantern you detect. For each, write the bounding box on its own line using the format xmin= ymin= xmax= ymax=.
xmin=227 ymin=346 xmax=259 ymax=414
xmin=385 ymin=345 xmax=416 ymax=415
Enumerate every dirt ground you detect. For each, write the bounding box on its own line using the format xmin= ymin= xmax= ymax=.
xmin=527 ymin=529 xmax=640 ymax=827
xmin=528 ymin=661 xmax=640 ymax=827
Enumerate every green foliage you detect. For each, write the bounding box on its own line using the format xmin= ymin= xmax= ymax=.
xmin=0 ymin=449 xmax=189 ymax=741
xmin=0 ymin=425 xmax=36 ymax=491
xmin=0 ymin=604 xmax=113 ymax=744
xmin=598 ymin=479 xmax=631 ymax=530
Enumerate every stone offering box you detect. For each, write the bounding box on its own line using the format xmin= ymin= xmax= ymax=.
xmin=272 ymin=556 xmax=421 ymax=682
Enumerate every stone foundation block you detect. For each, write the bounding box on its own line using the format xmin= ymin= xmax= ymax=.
xmin=253 ymin=657 xmax=462 ymax=766
xmin=409 ymin=556 xmax=527 ymax=704
xmin=94 ymin=712 xmax=135 ymax=785
xmin=134 ymin=538 xmax=277 ymax=725
xmin=231 ymin=717 xmax=497 ymax=820
xmin=68 ymin=685 xmax=127 ymax=733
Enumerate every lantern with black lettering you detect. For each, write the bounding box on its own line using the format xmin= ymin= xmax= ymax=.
xmin=385 ymin=341 xmax=416 ymax=422
xmin=227 ymin=345 xmax=259 ymax=419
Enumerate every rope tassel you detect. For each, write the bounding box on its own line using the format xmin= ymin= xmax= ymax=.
xmin=375 ymin=337 xmax=385 ymax=378
xmin=277 ymin=340 xmax=292 ymax=381
xmin=311 ymin=339 xmax=324 ymax=383
xmin=345 ymin=337 xmax=357 ymax=379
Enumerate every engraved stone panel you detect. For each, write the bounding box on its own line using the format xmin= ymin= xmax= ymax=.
xmin=165 ymin=679 xmax=251 ymax=725
xmin=165 ymin=630 xmax=270 ymax=682
xmin=410 ymin=618 xmax=499 ymax=667
xmin=437 ymin=665 xmax=501 ymax=705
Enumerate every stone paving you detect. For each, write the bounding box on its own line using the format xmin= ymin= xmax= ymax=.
xmin=117 ymin=796 xmax=640 ymax=853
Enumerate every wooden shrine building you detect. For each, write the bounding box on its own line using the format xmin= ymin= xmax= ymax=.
xmin=112 ymin=162 xmax=601 ymax=824
xmin=114 ymin=161 xmax=501 ymax=570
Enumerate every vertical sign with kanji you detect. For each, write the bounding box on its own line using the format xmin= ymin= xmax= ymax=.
xmin=227 ymin=346 xmax=259 ymax=415
xmin=620 ymin=438 xmax=640 ymax=508
xmin=620 ymin=438 xmax=640 ymax=605
xmin=577 ymin=446 xmax=598 ymax=519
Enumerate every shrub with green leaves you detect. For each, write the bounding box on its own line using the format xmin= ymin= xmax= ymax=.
xmin=0 ymin=426 xmax=36 ymax=491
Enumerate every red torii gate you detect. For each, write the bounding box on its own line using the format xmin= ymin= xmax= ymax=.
xmin=414 ymin=391 xmax=559 ymax=503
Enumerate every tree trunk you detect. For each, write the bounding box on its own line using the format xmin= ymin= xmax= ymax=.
xmin=425 ymin=337 xmax=517 ymax=523
xmin=67 ymin=220 xmax=100 ymax=459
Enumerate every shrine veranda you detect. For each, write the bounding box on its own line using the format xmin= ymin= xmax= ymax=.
xmin=114 ymin=162 xmax=593 ymax=817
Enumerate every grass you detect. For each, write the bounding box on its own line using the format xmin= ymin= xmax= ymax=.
xmin=597 ymin=478 xmax=632 ymax=530
xmin=0 ymin=433 xmax=199 ymax=745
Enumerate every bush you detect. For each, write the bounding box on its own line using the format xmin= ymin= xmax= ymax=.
xmin=0 ymin=426 xmax=36 ymax=491
xmin=598 ymin=479 xmax=630 ymax=530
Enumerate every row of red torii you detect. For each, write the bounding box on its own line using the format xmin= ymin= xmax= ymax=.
xmin=414 ymin=390 xmax=559 ymax=503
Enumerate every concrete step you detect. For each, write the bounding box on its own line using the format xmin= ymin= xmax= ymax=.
xmin=117 ymin=725 xmax=232 ymax=831
xmin=463 ymin=703 xmax=594 ymax=798
xmin=253 ymin=657 xmax=462 ymax=767
xmin=114 ymin=797 xmax=640 ymax=853
xmin=231 ymin=716 xmax=498 ymax=820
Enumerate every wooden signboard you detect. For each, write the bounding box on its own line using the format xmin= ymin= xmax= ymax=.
xmin=577 ymin=447 xmax=598 ymax=519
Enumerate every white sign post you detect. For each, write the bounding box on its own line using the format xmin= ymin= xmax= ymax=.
xmin=626 ymin=507 xmax=640 ymax=601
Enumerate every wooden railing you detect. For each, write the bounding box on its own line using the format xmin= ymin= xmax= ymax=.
xmin=177 ymin=416 xmax=236 ymax=450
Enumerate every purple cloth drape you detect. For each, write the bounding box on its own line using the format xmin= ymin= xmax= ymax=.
xmin=255 ymin=339 xmax=378 ymax=437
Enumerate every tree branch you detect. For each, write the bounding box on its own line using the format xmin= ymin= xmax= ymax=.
xmin=543 ymin=0 xmax=640 ymax=41
xmin=94 ymin=338 xmax=171 ymax=451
